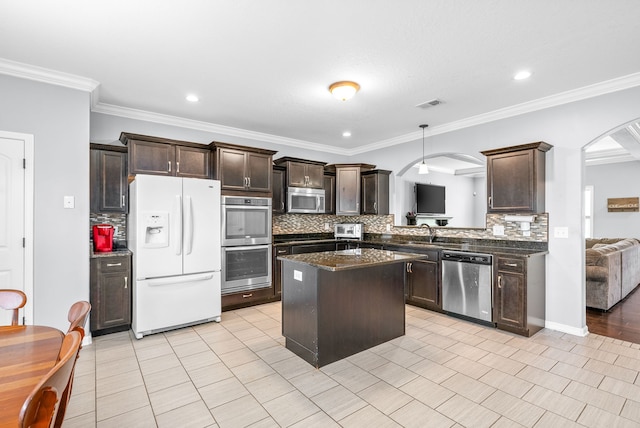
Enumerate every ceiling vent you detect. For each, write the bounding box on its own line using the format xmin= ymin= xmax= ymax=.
xmin=416 ymin=99 xmax=442 ymax=109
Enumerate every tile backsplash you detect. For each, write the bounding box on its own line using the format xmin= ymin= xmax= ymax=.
xmin=273 ymin=213 xmax=548 ymax=242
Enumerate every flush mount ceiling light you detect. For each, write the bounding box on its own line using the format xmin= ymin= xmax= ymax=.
xmin=186 ymin=94 xmax=199 ymax=102
xmin=514 ymin=70 xmax=532 ymax=80
xmin=329 ymin=81 xmax=360 ymax=101
xmin=342 ymin=131 xmax=352 ymax=137
xmin=418 ymin=124 xmax=429 ymax=174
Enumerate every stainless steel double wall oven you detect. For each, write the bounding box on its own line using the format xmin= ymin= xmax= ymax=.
xmin=221 ymin=196 xmax=272 ymax=295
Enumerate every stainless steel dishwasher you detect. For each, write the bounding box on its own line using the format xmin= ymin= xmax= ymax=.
xmin=441 ymin=250 xmax=493 ymax=323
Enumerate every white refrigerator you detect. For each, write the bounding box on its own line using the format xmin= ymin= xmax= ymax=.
xmin=128 ymin=175 xmax=221 ymax=339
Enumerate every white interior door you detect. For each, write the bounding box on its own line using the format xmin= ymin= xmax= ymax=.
xmin=0 ymin=133 xmax=32 ymax=325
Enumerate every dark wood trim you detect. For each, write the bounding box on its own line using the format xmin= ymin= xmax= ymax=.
xmin=209 ymin=141 xmax=278 ymax=156
xmin=273 ymin=156 xmax=327 ymax=166
xmin=90 ymin=142 xmax=127 ymax=152
xmin=481 ymin=141 xmax=553 ymax=156
xmin=119 ymin=132 xmax=209 ymax=149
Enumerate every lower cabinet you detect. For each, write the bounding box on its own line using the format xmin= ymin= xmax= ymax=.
xmin=402 ymin=248 xmax=441 ymax=311
xmin=494 ymin=253 xmax=545 ymax=337
xmin=90 ymin=254 xmax=131 ymax=336
xmin=272 ymin=245 xmax=291 ymax=298
xmin=222 ymin=287 xmax=275 ymax=310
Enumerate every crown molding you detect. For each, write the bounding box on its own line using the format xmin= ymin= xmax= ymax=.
xmin=352 ymin=72 xmax=640 ymax=155
xmin=0 ymin=58 xmax=99 ymax=93
xmin=3 ymin=57 xmax=639 ymax=156
xmin=92 ymin=103 xmax=348 ymax=155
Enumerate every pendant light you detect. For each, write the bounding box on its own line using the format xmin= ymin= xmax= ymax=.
xmin=418 ymin=124 xmax=429 ymax=174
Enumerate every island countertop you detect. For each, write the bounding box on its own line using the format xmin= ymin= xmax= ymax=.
xmin=278 ymin=248 xmax=427 ymax=271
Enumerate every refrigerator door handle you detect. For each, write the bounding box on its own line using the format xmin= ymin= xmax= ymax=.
xmin=184 ymin=195 xmax=193 ymax=255
xmin=174 ymin=194 xmax=182 ymax=255
xmin=147 ymin=273 xmax=214 ymax=287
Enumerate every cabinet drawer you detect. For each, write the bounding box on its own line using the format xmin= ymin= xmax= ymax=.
xmin=222 ymin=287 xmax=273 ymax=308
xmin=497 ymin=257 xmax=524 ymax=273
xmin=96 ymin=256 xmax=130 ymax=272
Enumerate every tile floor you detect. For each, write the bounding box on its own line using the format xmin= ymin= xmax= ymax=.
xmin=63 ymin=303 xmax=640 ymax=428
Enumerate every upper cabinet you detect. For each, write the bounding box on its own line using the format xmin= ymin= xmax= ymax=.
xmin=481 ymin=142 xmax=552 ymax=213
xmin=323 ymin=171 xmax=336 ymax=214
xmin=90 ymin=143 xmax=128 ymax=213
xmin=210 ymin=142 xmax=277 ymax=196
xmin=329 ymin=163 xmax=375 ymax=215
xmin=120 ymin=132 xmax=211 ymax=179
xmin=361 ymin=169 xmax=391 ymax=215
xmin=273 ymin=157 xmax=326 ymax=189
xmin=272 ymin=165 xmax=286 ymax=214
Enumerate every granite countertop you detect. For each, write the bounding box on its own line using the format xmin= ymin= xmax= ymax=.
xmin=278 ymin=248 xmax=428 ymax=271
xmin=90 ymin=245 xmax=132 ymax=258
xmin=273 ymin=234 xmax=548 ymax=257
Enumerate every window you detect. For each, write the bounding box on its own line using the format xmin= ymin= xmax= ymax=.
xmin=584 ymin=185 xmax=594 ymax=238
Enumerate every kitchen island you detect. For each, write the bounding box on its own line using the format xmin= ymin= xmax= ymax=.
xmin=279 ymin=248 xmax=426 ymax=368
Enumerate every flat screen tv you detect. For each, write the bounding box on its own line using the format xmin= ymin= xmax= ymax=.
xmin=416 ymin=183 xmax=446 ymax=215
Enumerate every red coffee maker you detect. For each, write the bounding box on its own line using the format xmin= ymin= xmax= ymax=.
xmin=93 ymin=224 xmax=114 ymax=252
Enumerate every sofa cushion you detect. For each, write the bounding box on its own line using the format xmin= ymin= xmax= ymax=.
xmin=585 ymin=248 xmax=603 ymax=265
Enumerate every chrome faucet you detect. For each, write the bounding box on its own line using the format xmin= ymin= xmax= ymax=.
xmin=420 ymin=223 xmax=437 ymax=243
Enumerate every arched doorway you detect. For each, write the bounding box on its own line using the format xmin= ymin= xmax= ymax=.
xmin=584 ymin=118 xmax=640 ymax=343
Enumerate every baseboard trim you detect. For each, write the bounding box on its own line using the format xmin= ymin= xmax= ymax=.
xmin=545 ymin=320 xmax=589 ymax=337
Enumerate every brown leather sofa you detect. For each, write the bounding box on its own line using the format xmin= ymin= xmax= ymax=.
xmin=585 ymin=238 xmax=640 ymax=310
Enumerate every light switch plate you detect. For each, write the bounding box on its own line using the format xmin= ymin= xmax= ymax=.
xmin=63 ymin=196 xmax=75 ymax=209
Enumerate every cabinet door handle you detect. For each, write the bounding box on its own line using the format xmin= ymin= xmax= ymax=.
xmin=168 ymin=161 xmax=172 ymax=172
xmin=122 ymin=194 xmax=125 ymax=207
xmin=277 ymin=249 xmax=288 ymax=254
xmin=124 ymin=276 xmax=128 ymax=289
xmin=406 ymin=262 xmax=412 ymax=273
xmin=247 ymin=177 xmax=251 ymax=188
xmin=106 ymin=263 xmax=122 ymax=267
xmin=497 ymin=275 xmax=502 ymax=289
xmin=505 ymin=263 xmax=518 ymax=267
xmin=242 ymin=293 xmax=253 ymax=298
xmin=488 ymin=196 xmax=492 ymax=208
xmin=281 ymin=201 xmax=285 ymax=210
xmin=176 ymin=161 xmax=180 ymax=173
xmin=374 ymin=201 xmax=377 ymax=211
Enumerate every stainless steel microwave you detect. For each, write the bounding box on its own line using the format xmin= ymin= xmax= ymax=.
xmin=287 ymin=187 xmax=325 ymax=214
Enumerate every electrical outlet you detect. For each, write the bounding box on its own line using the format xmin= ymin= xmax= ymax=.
xmin=294 ymin=270 xmax=303 ymax=281
xmin=324 ymin=223 xmax=330 ymax=231
xmin=554 ymin=227 xmax=569 ymax=238
xmin=386 ymin=224 xmax=391 ymax=232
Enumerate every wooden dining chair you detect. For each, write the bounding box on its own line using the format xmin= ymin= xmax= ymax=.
xmin=66 ymin=300 xmax=91 ymax=340
xmin=0 ymin=289 xmax=27 ymax=325
xmin=18 ymin=330 xmax=82 ymax=428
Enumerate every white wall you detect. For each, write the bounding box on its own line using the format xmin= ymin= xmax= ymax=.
xmin=586 ymin=161 xmax=640 ymax=238
xmin=0 ymin=74 xmax=90 ymax=332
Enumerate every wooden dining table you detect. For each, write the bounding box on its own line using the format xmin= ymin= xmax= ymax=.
xmin=0 ymin=325 xmax=64 ymax=426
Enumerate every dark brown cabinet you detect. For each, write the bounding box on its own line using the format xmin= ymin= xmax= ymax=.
xmin=361 ymin=169 xmax=391 ymax=215
xmin=90 ymin=144 xmax=128 ymax=213
xmin=482 ymin=142 xmax=552 ymax=213
xmin=273 ymin=157 xmax=326 ymax=189
xmin=494 ymin=253 xmax=545 ymax=337
xmin=331 ymin=163 xmax=375 ymax=215
xmin=120 ymin=133 xmax=211 ymax=179
xmin=272 ymin=245 xmax=290 ymax=298
xmin=323 ymin=172 xmax=335 ymax=214
xmin=90 ymin=254 xmax=131 ymax=335
xmin=272 ymin=165 xmax=286 ymax=214
xmin=211 ymin=142 xmax=276 ymax=196
xmin=386 ymin=245 xmax=440 ymax=310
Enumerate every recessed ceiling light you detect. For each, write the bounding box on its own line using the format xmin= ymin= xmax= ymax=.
xmin=342 ymin=131 xmax=352 ymax=137
xmin=514 ymin=70 xmax=532 ymax=80
xmin=186 ymin=94 xmax=199 ymax=102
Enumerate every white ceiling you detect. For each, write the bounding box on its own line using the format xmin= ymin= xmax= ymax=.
xmin=1 ymin=0 xmax=640 ymax=155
